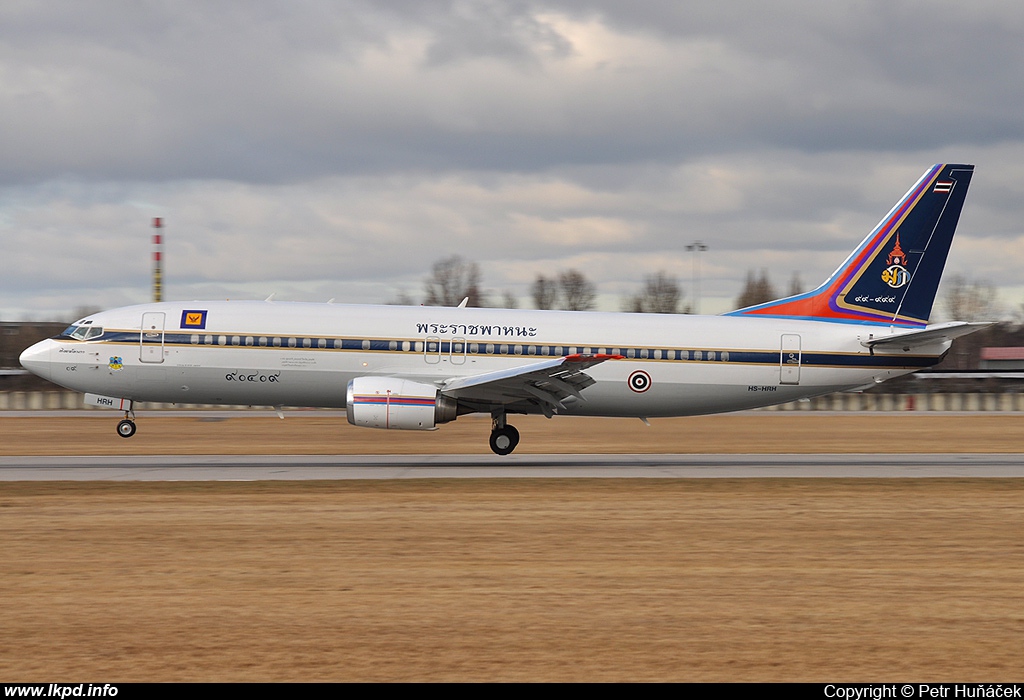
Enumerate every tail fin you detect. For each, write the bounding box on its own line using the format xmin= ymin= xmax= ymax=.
xmin=729 ymin=163 xmax=974 ymax=327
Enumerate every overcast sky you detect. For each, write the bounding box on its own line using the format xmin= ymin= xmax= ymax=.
xmin=3 ymin=1 xmax=1023 ymax=320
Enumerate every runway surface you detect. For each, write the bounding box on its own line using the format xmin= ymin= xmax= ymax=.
xmin=2 ymin=453 xmax=1023 ymax=479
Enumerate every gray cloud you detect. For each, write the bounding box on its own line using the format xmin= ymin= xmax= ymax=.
xmin=3 ymin=1 xmax=1024 ymax=184
xmin=1 ymin=2 xmax=1022 ymax=319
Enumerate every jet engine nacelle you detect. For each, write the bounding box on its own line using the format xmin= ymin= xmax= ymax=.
xmin=346 ymin=377 xmax=458 ymax=430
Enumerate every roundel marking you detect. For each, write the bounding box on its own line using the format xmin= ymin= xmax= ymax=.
xmin=628 ymin=370 xmax=652 ymax=393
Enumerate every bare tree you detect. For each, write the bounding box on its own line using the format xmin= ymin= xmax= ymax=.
xmin=931 ymin=275 xmax=1001 ymax=369
xmin=942 ymin=274 xmax=998 ymax=321
xmin=70 ymin=305 xmax=103 ymax=321
xmin=558 ymin=269 xmax=596 ymax=311
xmin=735 ymin=269 xmax=777 ymax=310
xmin=423 ymin=255 xmax=486 ymax=307
xmin=386 ymin=291 xmax=415 ymax=306
xmin=626 ymin=271 xmax=687 ymax=313
xmin=788 ymin=272 xmax=804 ymax=297
xmin=498 ymin=290 xmax=519 ymax=309
xmin=531 ymin=274 xmax=560 ymax=310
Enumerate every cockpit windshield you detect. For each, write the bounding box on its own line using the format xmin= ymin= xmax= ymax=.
xmin=60 ymin=325 xmax=104 ymax=341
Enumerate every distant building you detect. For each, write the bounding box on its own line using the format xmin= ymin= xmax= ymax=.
xmin=979 ymin=347 xmax=1024 ymax=371
xmin=0 ymin=321 xmax=67 ymax=390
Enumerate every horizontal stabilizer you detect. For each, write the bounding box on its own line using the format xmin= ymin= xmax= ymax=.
xmin=860 ymin=321 xmax=992 ymax=351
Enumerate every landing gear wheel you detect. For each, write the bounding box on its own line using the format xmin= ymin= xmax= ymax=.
xmin=117 ymin=419 xmax=137 ymax=438
xmin=489 ymin=424 xmax=520 ymax=456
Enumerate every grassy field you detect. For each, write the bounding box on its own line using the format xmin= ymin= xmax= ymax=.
xmin=2 ymin=414 xmax=1022 ymax=681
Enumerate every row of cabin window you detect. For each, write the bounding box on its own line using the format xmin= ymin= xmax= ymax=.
xmin=427 ymin=342 xmax=729 ymax=361
xmin=186 ymin=333 xmax=731 ymax=362
xmin=190 ymin=334 xmax=329 ymax=348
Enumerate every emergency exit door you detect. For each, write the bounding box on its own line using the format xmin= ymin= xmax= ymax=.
xmin=780 ymin=333 xmax=801 ymax=385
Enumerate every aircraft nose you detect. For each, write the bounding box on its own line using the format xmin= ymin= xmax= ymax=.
xmin=19 ymin=340 xmax=53 ymax=382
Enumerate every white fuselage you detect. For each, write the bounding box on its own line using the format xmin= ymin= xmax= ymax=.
xmin=22 ymin=300 xmax=946 ymax=416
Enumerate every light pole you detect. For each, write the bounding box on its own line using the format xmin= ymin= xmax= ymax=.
xmin=685 ymin=241 xmax=708 ymax=314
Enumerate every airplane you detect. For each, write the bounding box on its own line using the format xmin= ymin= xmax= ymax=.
xmin=20 ymin=163 xmax=988 ymax=455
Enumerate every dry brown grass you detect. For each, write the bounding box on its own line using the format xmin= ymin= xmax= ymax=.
xmin=2 ymin=479 xmax=1023 ymax=681
xmin=2 ymin=414 xmax=1023 ymax=681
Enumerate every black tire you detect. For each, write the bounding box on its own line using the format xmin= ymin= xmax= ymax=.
xmin=505 ymin=424 xmax=520 ymax=449
xmin=117 ymin=419 xmax=137 ymax=438
xmin=488 ymin=425 xmax=520 ymax=456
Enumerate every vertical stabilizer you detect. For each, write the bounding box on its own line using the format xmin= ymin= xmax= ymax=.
xmin=729 ymin=163 xmax=974 ymax=327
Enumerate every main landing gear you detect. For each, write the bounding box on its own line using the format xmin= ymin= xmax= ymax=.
xmin=116 ymin=411 xmax=137 ymax=438
xmin=489 ymin=413 xmax=520 ymax=456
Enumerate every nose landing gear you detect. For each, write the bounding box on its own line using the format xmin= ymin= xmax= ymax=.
xmin=488 ymin=413 xmax=520 ymax=455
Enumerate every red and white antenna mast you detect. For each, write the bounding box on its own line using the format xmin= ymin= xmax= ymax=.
xmin=152 ymin=217 xmax=164 ymax=302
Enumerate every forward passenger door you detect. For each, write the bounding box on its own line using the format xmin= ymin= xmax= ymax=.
xmin=140 ymin=312 xmax=166 ymax=364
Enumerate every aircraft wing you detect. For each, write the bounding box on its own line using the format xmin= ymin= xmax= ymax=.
xmin=441 ymin=353 xmax=623 ymax=416
xmin=860 ymin=321 xmax=992 ymax=351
